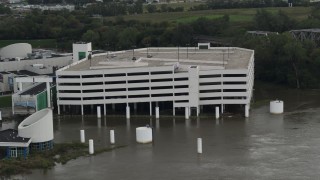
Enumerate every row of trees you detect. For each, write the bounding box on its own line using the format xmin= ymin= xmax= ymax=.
xmin=237 ymin=34 xmax=320 ymax=89
xmin=1 ymin=6 xmax=320 ymax=88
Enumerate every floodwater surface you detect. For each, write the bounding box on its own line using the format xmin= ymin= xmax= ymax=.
xmin=5 ymin=84 xmax=320 ymax=179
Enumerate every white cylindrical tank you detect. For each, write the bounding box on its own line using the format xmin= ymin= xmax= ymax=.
xmin=136 ymin=127 xmax=153 ymax=143
xmin=80 ymin=130 xmax=85 ymax=143
xmin=89 ymin=139 xmax=94 ymax=154
xmin=270 ymin=100 xmax=284 ymax=114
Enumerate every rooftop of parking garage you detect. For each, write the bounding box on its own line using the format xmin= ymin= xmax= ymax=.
xmin=66 ymin=47 xmax=253 ymax=71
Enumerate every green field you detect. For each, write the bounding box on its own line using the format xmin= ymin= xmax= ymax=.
xmin=106 ymin=7 xmax=312 ymax=23
xmin=143 ymin=2 xmax=205 ymax=12
xmin=0 ymin=95 xmax=12 ymax=108
xmin=0 ymin=39 xmax=57 ymax=48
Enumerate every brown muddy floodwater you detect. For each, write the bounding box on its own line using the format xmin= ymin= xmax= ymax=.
xmin=4 ymin=84 xmax=320 ymax=179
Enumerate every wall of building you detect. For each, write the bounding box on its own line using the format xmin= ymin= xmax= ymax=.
xmin=56 ymin=64 xmax=252 ymax=108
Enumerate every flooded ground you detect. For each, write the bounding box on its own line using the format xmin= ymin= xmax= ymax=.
xmin=3 ymin=83 xmax=320 ymax=179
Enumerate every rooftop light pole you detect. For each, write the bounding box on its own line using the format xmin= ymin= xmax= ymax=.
xmin=132 ymin=45 xmax=136 ymax=60
xmin=106 ymin=43 xmax=109 ymax=58
xmin=186 ymin=43 xmax=190 ymax=59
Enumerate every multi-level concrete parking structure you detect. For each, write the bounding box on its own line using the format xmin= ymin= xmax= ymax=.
xmin=56 ymin=43 xmax=254 ymax=117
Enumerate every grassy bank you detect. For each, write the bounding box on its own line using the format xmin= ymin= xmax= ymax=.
xmin=0 ymin=96 xmax=12 ymax=108
xmin=106 ymin=6 xmax=311 ymax=23
xmin=0 ymin=39 xmax=57 ymax=49
xmin=0 ymin=142 xmax=126 ymax=176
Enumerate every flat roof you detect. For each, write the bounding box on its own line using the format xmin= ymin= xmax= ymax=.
xmin=20 ymin=82 xmax=46 ymax=95
xmin=9 ymin=70 xmax=39 ymax=76
xmin=0 ymin=129 xmax=30 ymax=143
xmin=66 ymin=47 xmax=253 ymax=71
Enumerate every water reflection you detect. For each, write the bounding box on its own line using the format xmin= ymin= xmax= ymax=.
xmin=11 ymin=87 xmax=320 ymax=179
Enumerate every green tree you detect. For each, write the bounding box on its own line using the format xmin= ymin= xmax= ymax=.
xmin=82 ymin=30 xmax=100 ymax=44
xmin=147 ymin=4 xmax=157 ymax=13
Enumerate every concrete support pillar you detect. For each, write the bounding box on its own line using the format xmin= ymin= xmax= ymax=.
xmin=112 ymin=104 xmax=115 ymax=112
xmin=126 ymin=118 xmax=130 ymax=130
xmin=215 ymin=106 xmax=220 ymax=119
xmin=104 ymin=104 xmax=107 ymax=116
xmin=134 ymin=103 xmax=137 ymax=112
xmin=81 ymin=105 xmax=84 ymax=115
xmin=97 ymin=106 xmax=101 ymax=118
xmin=185 ymin=107 xmax=189 ymax=119
xmin=126 ymin=105 xmax=130 ymax=119
xmin=173 ymin=107 xmax=175 ymax=116
xmin=58 ymin=104 xmax=60 ymax=115
xmin=155 ymin=106 xmax=160 ymax=119
xmin=46 ymin=82 xmax=51 ymax=108
xmin=0 ymin=110 xmax=2 ymax=121
xmin=97 ymin=118 xmax=101 ymax=128
xmin=156 ymin=118 xmax=160 ymax=129
xmin=221 ymin=104 xmax=224 ymax=114
xmin=149 ymin=102 xmax=152 ymax=116
xmin=18 ymin=82 xmax=22 ymax=92
xmin=196 ymin=106 xmax=199 ymax=117
xmin=245 ymin=104 xmax=249 ymax=118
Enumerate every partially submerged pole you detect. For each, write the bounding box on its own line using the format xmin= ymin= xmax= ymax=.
xmin=89 ymin=139 xmax=94 ymax=154
xmin=110 ymin=130 xmax=115 ymax=144
xmin=80 ymin=130 xmax=85 ymax=143
xmin=197 ymin=138 xmax=202 ymax=154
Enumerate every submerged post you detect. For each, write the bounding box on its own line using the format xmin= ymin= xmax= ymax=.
xmin=89 ymin=139 xmax=94 ymax=154
xmin=245 ymin=104 xmax=249 ymax=118
xmin=215 ymin=106 xmax=220 ymax=119
xmin=80 ymin=130 xmax=85 ymax=143
xmin=110 ymin=130 xmax=115 ymax=144
xmin=197 ymin=138 xmax=202 ymax=154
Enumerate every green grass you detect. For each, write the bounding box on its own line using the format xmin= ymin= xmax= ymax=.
xmin=143 ymin=2 xmax=205 ymax=12
xmin=106 ymin=6 xmax=312 ymax=23
xmin=176 ymin=14 xmax=253 ymax=23
xmin=0 ymin=39 xmax=57 ymax=49
xmin=0 ymin=142 xmax=126 ymax=176
xmin=0 ymin=96 xmax=12 ymax=108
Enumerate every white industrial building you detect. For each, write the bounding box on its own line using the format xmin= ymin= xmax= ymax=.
xmin=56 ymin=42 xmax=254 ymax=117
